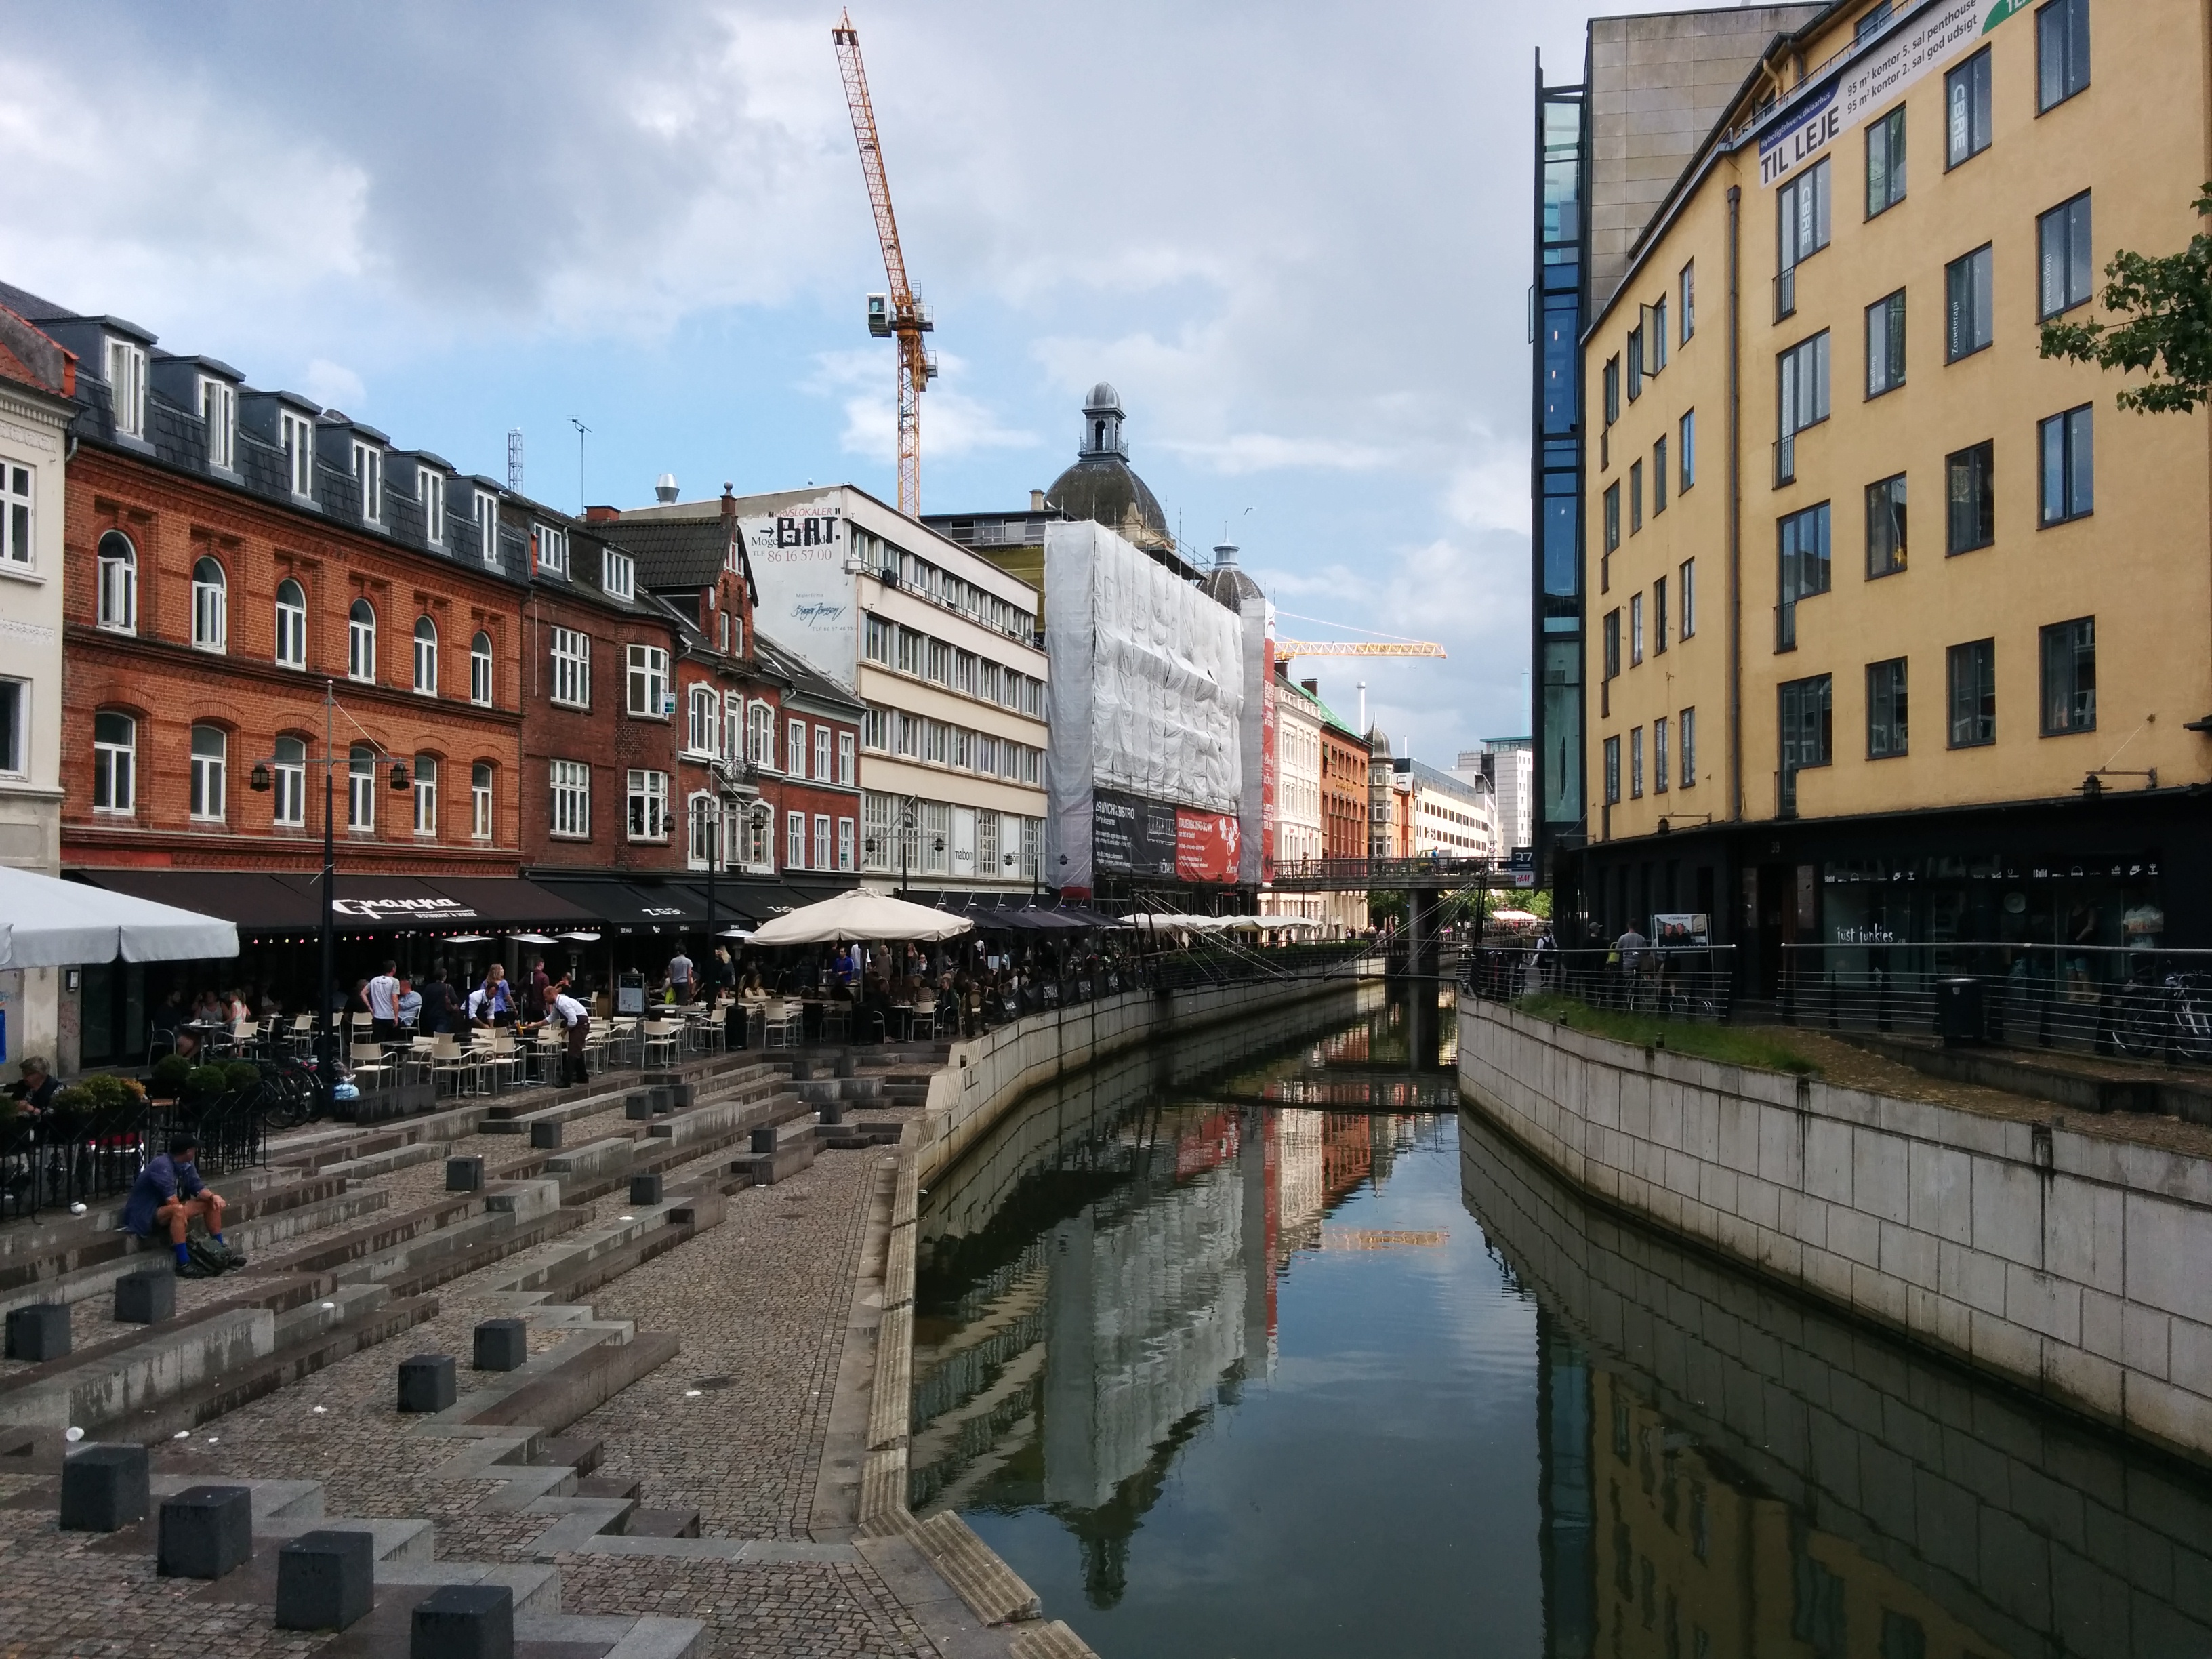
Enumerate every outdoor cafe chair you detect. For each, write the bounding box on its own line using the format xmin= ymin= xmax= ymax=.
xmin=430 ymin=1033 xmax=480 ymax=1097
xmin=640 ymin=1020 xmax=681 ymax=1069
xmin=285 ymin=1013 xmax=316 ymax=1056
xmin=348 ymin=1042 xmax=396 ymax=1092
xmin=476 ymin=1031 xmax=523 ymax=1093
xmin=761 ymin=1002 xmax=802 ymax=1050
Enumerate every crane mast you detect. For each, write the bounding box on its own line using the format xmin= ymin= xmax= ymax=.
xmin=833 ymin=11 xmax=934 ymax=516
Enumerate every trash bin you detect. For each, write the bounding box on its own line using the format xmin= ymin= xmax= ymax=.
xmin=1938 ymin=977 xmax=1986 ymax=1047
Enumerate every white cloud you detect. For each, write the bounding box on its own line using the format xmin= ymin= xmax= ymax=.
xmin=1160 ymin=433 xmax=1393 ymax=476
xmin=302 ymin=359 xmax=367 ymax=411
xmin=815 ymin=348 xmax=1038 ymax=463
xmin=1447 ymin=450 xmax=1532 ymax=536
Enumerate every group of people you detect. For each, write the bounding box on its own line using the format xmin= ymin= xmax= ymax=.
xmin=345 ymin=958 xmax=595 ymax=1086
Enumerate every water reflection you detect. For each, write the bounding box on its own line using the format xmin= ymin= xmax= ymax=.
xmin=912 ymin=989 xmax=2212 ymax=1658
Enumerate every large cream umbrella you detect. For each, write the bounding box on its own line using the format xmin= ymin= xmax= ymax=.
xmin=746 ymin=888 xmax=975 ymax=946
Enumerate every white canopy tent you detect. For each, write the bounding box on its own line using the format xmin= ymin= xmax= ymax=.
xmin=0 ymin=866 xmax=237 ymax=969
xmin=746 ymin=889 xmax=975 ymax=947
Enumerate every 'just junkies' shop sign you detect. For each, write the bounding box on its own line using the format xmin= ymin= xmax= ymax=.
xmin=1757 ymin=0 xmax=2025 ymax=190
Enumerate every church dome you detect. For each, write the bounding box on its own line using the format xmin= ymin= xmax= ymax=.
xmin=1365 ymin=724 xmax=1393 ymax=758
xmin=1085 ymin=381 xmax=1122 ymax=413
xmin=1046 ymin=382 xmax=1173 ymax=553
xmin=1200 ymin=541 xmax=1263 ymax=612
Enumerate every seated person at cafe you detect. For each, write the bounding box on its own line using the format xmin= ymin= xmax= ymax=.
xmin=122 ymin=1134 xmax=235 ymax=1277
xmin=396 ymin=977 xmax=422 ymax=1029
xmin=7 ymin=1056 xmax=60 ymax=1118
xmin=171 ymin=1027 xmax=206 ymax=1063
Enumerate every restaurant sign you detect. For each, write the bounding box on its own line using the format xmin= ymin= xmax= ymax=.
xmin=330 ymin=897 xmax=479 ymax=921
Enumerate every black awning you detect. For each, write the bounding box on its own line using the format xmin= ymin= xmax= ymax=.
xmin=72 ymin=870 xmax=323 ymax=935
xmin=531 ymin=878 xmax=705 ymax=931
xmin=422 ymin=878 xmax=600 ymax=930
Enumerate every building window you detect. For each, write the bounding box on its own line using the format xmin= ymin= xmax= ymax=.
xmin=1603 ymin=609 xmax=1621 ymax=680
xmin=838 ymin=731 xmax=856 ymax=785
xmin=687 ymin=794 xmax=716 ymax=869
xmin=1679 ymin=558 xmax=1696 ymax=638
xmin=472 ymin=762 xmax=494 ymax=840
xmin=602 ymin=548 xmax=634 ymax=600
xmin=1630 ymin=592 xmax=1645 ymax=665
xmin=200 ymin=378 xmax=235 ymax=470
xmin=476 ymin=492 xmax=501 ymax=567
xmin=1650 ymin=298 xmax=1668 ymax=371
xmin=861 ymin=706 xmax=886 ymax=751
xmin=864 ymin=614 xmax=894 ymax=663
xmin=190 ymin=556 xmax=227 ymax=653
xmin=814 ymin=724 xmax=832 ymax=781
xmin=1946 ymin=245 xmax=1994 ymax=361
xmin=2040 ymin=405 xmax=2094 ymax=524
xmin=1776 ymin=157 xmax=1831 ymax=317
xmin=2040 ymin=616 xmax=2096 ymax=734
xmin=1602 ymin=483 xmax=1620 ymax=561
xmin=413 ymin=617 xmax=438 ymax=695
xmin=93 ymin=711 xmax=134 ymax=813
xmin=1776 ymin=331 xmax=1830 ymax=483
xmin=1653 ymin=575 xmax=1668 ymax=655
xmin=272 ymin=735 xmax=306 ymax=827
xmin=838 ymin=815 xmax=855 ymax=872
xmin=1654 ymin=715 xmax=1670 ymax=793
xmin=412 ymin=754 xmax=438 ymax=836
xmin=1603 ymin=357 xmax=1620 ymax=426
xmin=787 ymin=809 xmax=806 ymax=870
xmin=1867 ymin=658 xmax=1909 ymax=757
xmin=347 ymin=744 xmax=377 ymax=832
xmin=1866 ymin=474 xmax=1908 ymax=577
xmin=2039 ymin=192 xmax=2093 ymax=319
xmin=814 ymin=813 xmax=832 ymax=870
xmin=1678 ymin=409 xmax=1695 ymax=493
xmin=1629 ymin=460 xmax=1643 ymax=534
xmin=1652 ymin=436 xmax=1668 ymax=514
xmin=1778 ymin=674 xmax=1832 ymax=815
xmin=1946 ymin=441 xmax=1996 ymax=553
xmin=421 ymin=468 xmax=445 ymax=546
xmin=550 ymin=628 xmax=590 ymax=708
xmin=1866 ymin=106 xmax=1906 ymax=218
xmin=106 ymin=339 xmax=146 ymax=438
xmin=1679 ymin=708 xmax=1696 ymax=787
xmin=1777 ymin=502 xmax=1832 ymax=649
xmin=924 ymin=719 xmax=949 ymax=766
xmin=896 ymin=625 xmax=925 ymax=676
xmin=0 ymin=459 xmax=28 ymax=570
xmin=281 ymin=410 xmax=315 ymax=497
xmin=97 ymin=530 xmax=136 ymax=632
xmin=1946 ymin=48 xmax=1994 ymax=167
xmin=626 ymin=769 xmax=669 ymax=841
xmin=535 ymin=524 xmax=569 ymax=577
xmin=1603 ymin=735 xmax=1620 ymax=805
xmin=1680 ymin=261 xmax=1694 ymax=342
xmin=923 ymin=800 xmax=950 ymax=874
xmin=1947 ymin=638 xmax=1997 ymax=747
xmin=2037 ymin=0 xmax=2090 ymax=111
xmin=750 ymin=701 xmax=776 ymax=766
xmin=1866 ymin=289 xmax=1906 ymax=396
xmin=275 ymin=578 xmax=307 ymax=668
xmin=688 ymin=685 xmax=720 ymax=755
xmin=352 ymin=441 xmax=382 ymax=522
xmin=626 ymin=645 xmax=670 ymax=718
xmin=347 ymin=598 xmax=377 ymax=682
xmin=788 ymin=718 xmax=808 ymax=775
xmin=550 ymin=759 xmax=590 ymax=838
xmin=470 ymin=631 xmax=493 ymax=705
xmin=188 ymin=725 xmax=226 ymax=822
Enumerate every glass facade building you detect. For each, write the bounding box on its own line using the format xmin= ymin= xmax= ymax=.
xmin=1532 ymin=65 xmax=1588 ymax=876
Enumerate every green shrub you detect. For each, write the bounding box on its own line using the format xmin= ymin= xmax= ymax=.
xmin=184 ymin=1064 xmax=232 ymax=1099
xmin=1511 ymin=991 xmax=1819 ymax=1076
xmin=222 ymin=1060 xmax=263 ymax=1093
xmin=149 ymin=1054 xmax=192 ymax=1098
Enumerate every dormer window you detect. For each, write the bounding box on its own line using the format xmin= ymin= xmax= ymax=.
xmin=602 ymin=549 xmax=634 ymax=600
xmin=106 ymin=340 xmax=146 ymax=438
xmin=535 ymin=523 xmax=569 ymax=577
xmin=420 ymin=469 xmax=445 ymax=546
xmin=475 ymin=491 xmax=500 ymax=567
xmin=352 ymin=441 xmax=382 ymax=522
xmin=281 ymin=410 xmax=315 ymax=497
xmin=199 ymin=378 xmax=235 ymax=470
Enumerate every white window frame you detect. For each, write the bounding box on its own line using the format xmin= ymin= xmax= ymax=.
xmin=626 ymin=644 xmax=670 ymax=718
xmin=106 ymin=339 xmax=146 ymax=438
xmin=813 ymin=724 xmax=831 ymax=781
xmin=838 ymin=731 xmax=855 ymax=785
xmin=626 ymin=769 xmax=669 ymax=842
xmin=550 ymin=759 xmax=590 ymax=840
xmin=274 ymin=578 xmax=307 ymax=668
xmin=200 ymin=377 xmax=235 ymax=470
xmin=787 ymin=718 xmax=807 ymax=775
xmin=352 ymin=441 xmax=382 ymax=523
xmin=861 ymin=708 xmax=886 ymax=752
xmin=190 ymin=556 xmax=226 ymax=653
xmin=347 ymin=598 xmax=377 ymax=684
xmin=97 ymin=531 xmax=136 ymax=632
xmin=281 ymin=409 xmax=316 ymax=497
xmin=93 ymin=711 xmax=134 ymax=813
xmin=470 ymin=631 xmax=493 ymax=705
xmin=472 ymin=762 xmax=494 ymax=840
xmin=476 ymin=492 xmax=501 ymax=567
xmin=743 ymin=804 xmax=773 ymax=871
xmin=837 ymin=815 xmax=855 ymax=872
xmin=420 ymin=468 xmax=445 ymax=546
xmin=347 ymin=747 xmax=377 ymax=833
xmin=550 ymin=628 xmax=590 ymax=709
xmin=188 ymin=725 xmax=226 ymax=823
xmin=813 ymin=813 xmax=831 ymax=871
xmin=535 ymin=523 xmax=569 ymax=577
xmin=602 ymin=549 xmax=635 ymax=600
xmin=413 ymin=616 xmax=438 ymax=695
xmin=687 ymin=792 xmax=718 ymax=871
xmin=749 ymin=701 xmax=775 ymax=766
xmin=0 ymin=457 xmax=28 ymax=569
xmin=687 ymin=684 xmax=720 ymax=757
xmin=272 ymin=735 xmax=306 ymax=827
xmin=412 ymin=755 xmax=438 ymax=837
xmin=787 ymin=809 xmax=806 ymax=870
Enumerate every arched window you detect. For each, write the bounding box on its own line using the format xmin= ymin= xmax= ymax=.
xmin=470 ymin=631 xmax=493 ymax=706
xmin=272 ymin=734 xmax=306 ymax=826
xmin=190 ymin=557 xmax=226 ymax=651
xmin=412 ymin=616 xmax=437 ymax=695
xmin=347 ymin=743 xmax=375 ymax=831
xmin=347 ymin=598 xmax=376 ymax=683
xmin=688 ymin=792 xmax=716 ymax=869
xmin=687 ymin=685 xmax=720 ymax=756
xmin=189 ymin=724 xmax=226 ymax=821
xmin=471 ymin=762 xmax=494 ymax=840
xmin=92 ymin=710 xmax=135 ymax=813
xmin=412 ymin=754 xmax=438 ymax=836
xmin=96 ymin=531 xmax=136 ymax=632
xmin=274 ymin=578 xmax=306 ymax=668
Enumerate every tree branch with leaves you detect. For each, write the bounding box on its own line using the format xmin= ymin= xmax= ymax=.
xmin=2040 ymin=185 xmax=2212 ymax=415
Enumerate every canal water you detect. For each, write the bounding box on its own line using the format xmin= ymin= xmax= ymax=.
xmin=910 ymin=984 xmax=2212 ymax=1659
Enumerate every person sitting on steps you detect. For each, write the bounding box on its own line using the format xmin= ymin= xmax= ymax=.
xmin=122 ymin=1134 xmax=240 ymax=1277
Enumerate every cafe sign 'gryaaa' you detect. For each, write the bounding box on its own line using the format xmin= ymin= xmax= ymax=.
xmin=1757 ymin=0 xmax=2026 ymax=190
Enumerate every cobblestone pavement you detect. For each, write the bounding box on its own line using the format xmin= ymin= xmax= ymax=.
xmin=0 ymin=1086 xmax=936 ymax=1658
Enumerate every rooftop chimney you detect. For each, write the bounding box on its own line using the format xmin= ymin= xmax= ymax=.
xmin=720 ymin=482 xmax=735 ymax=523
xmin=1301 ymin=677 xmax=1319 ymax=697
xmin=1029 ymin=489 xmax=1046 ymax=512
xmin=655 ymin=472 xmax=679 ymax=504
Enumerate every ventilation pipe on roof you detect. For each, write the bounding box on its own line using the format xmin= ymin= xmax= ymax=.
xmin=655 ymin=472 xmax=679 ymax=504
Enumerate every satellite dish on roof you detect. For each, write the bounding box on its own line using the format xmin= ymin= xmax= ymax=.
xmin=655 ymin=473 xmax=678 ymax=504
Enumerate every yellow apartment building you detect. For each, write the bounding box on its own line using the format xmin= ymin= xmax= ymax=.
xmin=1559 ymin=0 xmax=2212 ymax=996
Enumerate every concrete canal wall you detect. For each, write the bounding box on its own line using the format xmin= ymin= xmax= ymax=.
xmin=1458 ymin=995 xmax=2212 ymax=1465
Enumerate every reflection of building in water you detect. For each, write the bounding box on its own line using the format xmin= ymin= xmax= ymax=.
xmin=1538 ymin=1315 xmax=1596 ymax=1659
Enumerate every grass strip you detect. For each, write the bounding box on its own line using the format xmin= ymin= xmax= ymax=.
xmin=1513 ymin=991 xmax=1820 ymax=1076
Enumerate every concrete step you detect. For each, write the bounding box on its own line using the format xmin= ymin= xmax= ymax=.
xmin=534 ymin=1435 xmax=605 ymax=1476
xmin=623 ymin=1507 xmax=700 ymax=1538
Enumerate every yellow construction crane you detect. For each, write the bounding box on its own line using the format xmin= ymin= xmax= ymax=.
xmin=833 ymin=12 xmax=935 ymax=517
xmin=1274 ymin=640 xmax=1448 ymax=661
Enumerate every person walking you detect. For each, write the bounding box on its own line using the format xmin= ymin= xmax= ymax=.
xmin=366 ymin=960 xmax=401 ymax=1044
xmin=665 ymin=946 xmax=695 ymax=1005
xmin=546 ymin=982 xmax=591 ymax=1086
xmin=527 ymin=957 xmax=551 ymax=1022
xmin=418 ymin=969 xmax=453 ymax=1037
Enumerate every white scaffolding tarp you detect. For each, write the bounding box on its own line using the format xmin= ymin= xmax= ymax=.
xmin=1045 ymin=520 xmax=1244 ymax=894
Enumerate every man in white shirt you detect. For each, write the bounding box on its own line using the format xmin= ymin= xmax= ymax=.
xmin=666 ymin=949 xmax=695 ymax=1004
xmin=546 ymin=983 xmax=591 ymax=1086
xmin=366 ymin=960 xmax=401 ymax=1044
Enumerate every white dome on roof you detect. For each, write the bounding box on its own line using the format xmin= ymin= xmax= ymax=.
xmin=1084 ymin=382 xmax=1123 ymax=414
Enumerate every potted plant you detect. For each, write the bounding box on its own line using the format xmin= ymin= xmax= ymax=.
xmin=148 ymin=1053 xmax=192 ymax=1104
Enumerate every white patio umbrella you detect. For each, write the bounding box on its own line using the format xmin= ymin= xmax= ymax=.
xmin=0 ymin=866 xmax=238 ymax=969
xmin=746 ymin=888 xmax=975 ymax=946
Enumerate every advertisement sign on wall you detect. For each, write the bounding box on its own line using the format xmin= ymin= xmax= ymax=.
xmin=1259 ymin=634 xmax=1277 ymax=884
xmin=1094 ymin=790 xmax=1177 ymax=876
xmin=741 ymin=493 xmax=857 ymax=687
xmin=1176 ymin=808 xmax=1241 ymax=884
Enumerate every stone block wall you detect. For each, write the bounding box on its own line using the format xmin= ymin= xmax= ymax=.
xmin=1458 ymin=996 xmax=2212 ymax=1465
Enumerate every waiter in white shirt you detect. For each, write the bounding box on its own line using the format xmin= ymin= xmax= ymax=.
xmin=546 ymin=982 xmax=591 ymax=1086
xmin=366 ymin=960 xmax=401 ymax=1044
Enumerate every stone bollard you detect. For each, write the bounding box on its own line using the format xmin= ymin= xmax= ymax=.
xmin=4 ymin=1303 xmax=69 ymax=1362
xmin=398 ymin=1353 xmax=457 ymax=1413
xmin=59 ymin=1443 xmax=149 ymax=1532
xmin=157 ymin=1484 xmax=253 ymax=1579
xmin=665 ymin=1082 xmax=695 ymax=1110
xmin=623 ymin=1092 xmax=653 ymax=1121
xmin=472 ymin=1319 xmax=528 ymax=1372
xmin=446 ymin=1155 xmax=485 ymax=1192
xmin=412 ymin=1582 xmax=514 ymax=1659
xmin=790 ymin=1057 xmax=815 ymax=1082
xmin=832 ymin=1046 xmax=857 ymax=1079
xmin=276 ymin=1529 xmax=376 ymax=1631
xmin=647 ymin=1086 xmax=673 ymax=1115
xmin=529 ymin=1119 xmax=562 ymax=1149
xmin=628 ymin=1172 xmax=663 ymax=1206
xmin=817 ymin=1101 xmax=846 ymax=1126
xmin=114 ymin=1267 xmax=176 ymax=1325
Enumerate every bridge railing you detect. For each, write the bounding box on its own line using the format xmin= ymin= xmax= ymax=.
xmin=1463 ymin=945 xmax=1738 ymax=1025
xmin=1267 ymin=856 xmax=1507 ymax=890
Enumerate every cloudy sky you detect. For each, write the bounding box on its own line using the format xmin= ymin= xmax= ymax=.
xmin=3 ymin=0 xmax=1677 ymax=765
